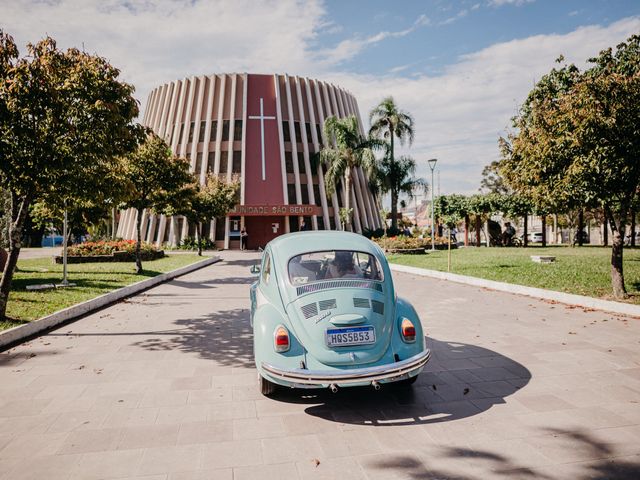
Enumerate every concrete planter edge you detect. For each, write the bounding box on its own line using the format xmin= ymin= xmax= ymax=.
xmin=390 ymin=263 xmax=640 ymax=317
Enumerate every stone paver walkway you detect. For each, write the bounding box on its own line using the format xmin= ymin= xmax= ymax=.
xmin=1 ymin=250 xmax=639 ymax=479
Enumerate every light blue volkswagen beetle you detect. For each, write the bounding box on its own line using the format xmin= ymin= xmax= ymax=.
xmin=249 ymin=230 xmax=430 ymax=395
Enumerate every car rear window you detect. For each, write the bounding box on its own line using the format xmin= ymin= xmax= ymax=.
xmin=288 ymin=250 xmax=383 ymax=285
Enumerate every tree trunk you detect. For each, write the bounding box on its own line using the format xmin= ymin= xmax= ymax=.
xmin=523 ymin=215 xmax=528 ymax=247
xmin=344 ymin=172 xmax=352 ymax=231
xmin=485 ymin=220 xmax=490 ymax=247
xmin=578 ymin=209 xmax=584 ymax=247
xmin=464 ymin=214 xmax=469 ymax=247
xmin=391 ymin=190 xmax=398 ymax=233
xmin=603 ymin=210 xmax=608 ymax=246
xmin=541 ymin=215 xmax=547 ymax=247
xmin=196 ymin=222 xmax=203 ymax=256
xmin=389 ymin=130 xmax=397 ymax=231
xmin=631 ymin=209 xmax=636 ymax=247
xmin=605 ymin=206 xmax=627 ymax=299
xmin=0 ymin=192 xmax=31 ymax=321
xmin=135 ymin=208 xmax=143 ymax=274
xmin=475 ymin=216 xmax=481 ymax=247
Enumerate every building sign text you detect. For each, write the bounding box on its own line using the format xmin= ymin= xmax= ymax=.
xmin=228 ymin=204 xmax=323 ymax=216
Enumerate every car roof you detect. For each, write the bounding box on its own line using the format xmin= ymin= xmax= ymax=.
xmin=268 ymin=231 xmax=382 ymax=259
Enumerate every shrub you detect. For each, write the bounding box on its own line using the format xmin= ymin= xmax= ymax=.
xmin=68 ymin=240 xmax=162 ymax=258
xmin=362 ymin=226 xmax=404 ymax=239
xmin=372 ymin=235 xmax=452 ymax=251
xmin=178 ymin=236 xmax=215 ymax=251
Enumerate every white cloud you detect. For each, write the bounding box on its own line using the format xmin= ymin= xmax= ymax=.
xmin=317 ymin=14 xmax=430 ymax=65
xmin=1 ymin=0 xmax=327 ymax=105
xmin=439 ymin=9 xmax=468 ymax=26
xmin=488 ymin=0 xmax=535 ymax=6
xmin=328 ymin=16 xmax=640 ymax=194
xmin=1 ymin=2 xmax=638 ymax=195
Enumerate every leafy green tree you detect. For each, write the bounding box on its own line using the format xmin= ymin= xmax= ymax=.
xmin=494 ymin=193 xmax=533 ymax=247
xmin=372 ymin=154 xmax=427 ymax=231
xmin=320 ymin=115 xmax=382 ymax=231
xmin=369 ymin=97 xmax=415 ymax=230
xmin=0 ymin=32 xmax=141 ymax=320
xmin=480 ymin=161 xmax=510 ymax=195
xmin=169 ymin=175 xmax=239 ymax=256
xmin=467 ymin=194 xmax=499 ymax=246
xmin=120 ymin=134 xmax=193 ymax=272
xmin=434 ymin=194 xmax=469 ymax=228
xmin=0 ymin=183 xmax=9 ymax=249
xmin=30 ymin=199 xmax=109 ymax=243
xmin=434 ymin=194 xmax=469 ymax=271
xmin=30 ymin=157 xmax=128 ymax=245
xmin=499 ymin=35 xmax=640 ymax=298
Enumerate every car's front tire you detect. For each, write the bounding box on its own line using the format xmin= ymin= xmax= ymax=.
xmin=258 ymin=374 xmax=278 ymax=396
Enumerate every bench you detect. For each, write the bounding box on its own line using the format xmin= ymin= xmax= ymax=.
xmin=530 ymin=255 xmax=556 ymax=264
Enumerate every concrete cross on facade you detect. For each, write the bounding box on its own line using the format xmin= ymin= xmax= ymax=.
xmin=248 ymin=97 xmax=276 ymax=181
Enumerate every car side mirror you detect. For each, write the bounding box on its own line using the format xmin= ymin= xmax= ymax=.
xmin=250 ymin=265 xmax=261 ymax=275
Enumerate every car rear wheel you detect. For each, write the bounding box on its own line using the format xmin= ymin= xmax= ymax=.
xmin=258 ymin=374 xmax=278 ymax=396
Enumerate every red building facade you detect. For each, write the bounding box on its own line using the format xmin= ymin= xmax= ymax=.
xmin=117 ymin=73 xmax=381 ymax=249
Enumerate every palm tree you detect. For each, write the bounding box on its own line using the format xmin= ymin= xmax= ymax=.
xmin=320 ymin=115 xmax=382 ymax=231
xmin=369 ymin=97 xmax=415 ymax=230
xmin=372 ymin=155 xmax=427 ymax=229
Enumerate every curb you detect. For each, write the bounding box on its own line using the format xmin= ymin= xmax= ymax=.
xmin=390 ymin=263 xmax=640 ymax=318
xmin=0 ymin=256 xmax=221 ymax=350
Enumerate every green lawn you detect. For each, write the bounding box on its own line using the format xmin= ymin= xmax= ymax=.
xmin=1 ymin=254 xmax=204 ymax=330
xmin=388 ymin=246 xmax=640 ymax=304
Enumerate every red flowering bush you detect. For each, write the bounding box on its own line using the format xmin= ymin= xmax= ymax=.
xmin=68 ymin=240 xmax=160 ymax=257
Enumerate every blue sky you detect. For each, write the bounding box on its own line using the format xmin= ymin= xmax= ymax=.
xmin=322 ymin=0 xmax=638 ymax=75
xmin=1 ymin=0 xmax=639 ymax=196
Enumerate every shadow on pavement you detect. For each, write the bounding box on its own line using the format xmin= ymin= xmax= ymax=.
xmin=364 ymin=428 xmax=640 ymax=479
xmin=167 ymin=276 xmax=255 ymax=290
xmin=131 ymin=308 xmax=254 ymax=368
xmin=220 ymin=258 xmax=261 ymax=268
xmin=268 ymin=338 xmax=531 ymax=426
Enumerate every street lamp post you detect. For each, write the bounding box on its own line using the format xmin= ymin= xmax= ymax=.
xmin=428 ymin=158 xmax=438 ymax=251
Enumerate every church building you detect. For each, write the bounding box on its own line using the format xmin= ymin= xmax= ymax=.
xmin=117 ymin=73 xmax=381 ymax=249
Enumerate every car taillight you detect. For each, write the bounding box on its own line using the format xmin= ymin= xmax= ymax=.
xmin=400 ymin=318 xmax=416 ymax=343
xmin=274 ymin=325 xmax=290 ymax=352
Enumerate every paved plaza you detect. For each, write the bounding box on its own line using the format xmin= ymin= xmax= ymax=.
xmin=1 ymin=251 xmax=639 ymax=479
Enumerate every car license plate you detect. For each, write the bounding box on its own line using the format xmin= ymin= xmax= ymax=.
xmin=326 ymin=326 xmax=375 ymax=347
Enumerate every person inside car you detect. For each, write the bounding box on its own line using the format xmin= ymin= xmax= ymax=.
xmin=326 ymin=251 xmax=363 ymax=279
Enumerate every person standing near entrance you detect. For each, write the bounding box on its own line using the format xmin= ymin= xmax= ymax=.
xmin=299 ymin=220 xmax=307 ymax=231
xmin=240 ymin=227 xmax=248 ymax=250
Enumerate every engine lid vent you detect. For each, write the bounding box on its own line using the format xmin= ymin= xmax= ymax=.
xmin=353 ymin=297 xmax=370 ymax=309
xmin=301 ymin=302 xmax=318 ymax=319
xmin=296 ymin=280 xmax=383 ymax=296
xmin=319 ymin=299 xmax=337 ymax=311
xmin=372 ymin=300 xmax=385 ymax=315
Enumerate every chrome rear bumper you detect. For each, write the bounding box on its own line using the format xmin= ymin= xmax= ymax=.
xmin=261 ymin=349 xmax=430 ymax=386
